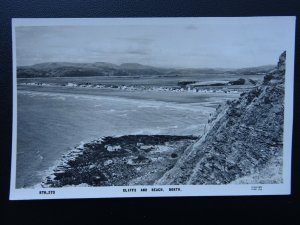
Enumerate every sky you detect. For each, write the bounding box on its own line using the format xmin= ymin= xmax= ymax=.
xmin=15 ymin=18 xmax=293 ymax=68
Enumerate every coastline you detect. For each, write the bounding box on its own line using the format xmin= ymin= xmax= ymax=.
xmin=17 ymin=86 xmax=219 ymax=188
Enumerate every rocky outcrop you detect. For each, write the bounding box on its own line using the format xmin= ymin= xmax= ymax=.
xmin=228 ymin=78 xmax=246 ymax=85
xmin=42 ymin=135 xmax=197 ymax=187
xmin=156 ymin=51 xmax=286 ymax=185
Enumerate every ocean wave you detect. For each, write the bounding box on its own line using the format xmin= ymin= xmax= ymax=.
xmin=41 ymin=139 xmax=103 ymax=188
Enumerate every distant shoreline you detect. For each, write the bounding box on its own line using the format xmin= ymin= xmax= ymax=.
xmin=17 ymin=80 xmax=250 ymax=95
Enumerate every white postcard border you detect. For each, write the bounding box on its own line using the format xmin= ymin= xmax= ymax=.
xmin=10 ymin=17 xmax=296 ymax=200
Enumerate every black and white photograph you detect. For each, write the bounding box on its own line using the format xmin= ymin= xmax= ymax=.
xmin=10 ymin=17 xmax=295 ymax=199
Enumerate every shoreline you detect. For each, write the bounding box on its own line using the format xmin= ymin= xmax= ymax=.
xmin=17 ymin=87 xmax=219 ymax=188
xmin=17 ymin=84 xmax=241 ymax=108
xmin=17 ymin=81 xmax=249 ymax=94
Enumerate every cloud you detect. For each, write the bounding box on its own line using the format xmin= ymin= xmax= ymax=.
xmin=115 ymin=37 xmax=154 ymax=45
xmin=125 ymin=49 xmax=149 ymax=55
xmin=15 ymin=19 xmax=292 ymax=68
xmin=185 ymin=25 xmax=198 ymax=30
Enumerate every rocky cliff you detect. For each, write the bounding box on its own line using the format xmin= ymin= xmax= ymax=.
xmin=156 ymin=51 xmax=286 ymax=185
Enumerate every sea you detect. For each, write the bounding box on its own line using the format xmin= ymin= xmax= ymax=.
xmin=16 ymin=86 xmax=237 ymax=188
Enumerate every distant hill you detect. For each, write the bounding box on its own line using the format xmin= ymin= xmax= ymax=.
xmin=230 ymin=65 xmax=276 ymax=75
xmin=17 ymin=62 xmax=276 ymax=78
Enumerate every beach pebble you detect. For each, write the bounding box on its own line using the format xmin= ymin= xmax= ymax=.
xmin=104 ymin=160 xmax=113 ymax=166
xmin=89 ymin=164 xmax=96 ymax=169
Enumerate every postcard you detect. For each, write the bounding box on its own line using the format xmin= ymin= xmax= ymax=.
xmin=10 ymin=17 xmax=295 ymax=200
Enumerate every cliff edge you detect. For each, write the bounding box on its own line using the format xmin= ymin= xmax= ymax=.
xmin=156 ymin=51 xmax=286 ymax=185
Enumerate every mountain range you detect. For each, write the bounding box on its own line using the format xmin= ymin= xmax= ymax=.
xmin=17 ymin=62 xmax=275 ymax=78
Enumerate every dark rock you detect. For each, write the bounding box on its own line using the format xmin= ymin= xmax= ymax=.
xmin=248 ymin=79 xmax=257 ymax=85
xmin=135 ymin=154 xmax=148 ymax=161
xmin=277 ymin=51 xmax=286 ymax=73
xmin=43 ymin=135 xmax=197 ymax=187
xmin=263 ymin=72 xmax=275 ymax=84
xmin=228 ymin=78 xmax=246 ymax=85
xmin=178 ymin=81 xmax=196 ymax=87
xmin=171 ymin=153 xmax=178 ymax=158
